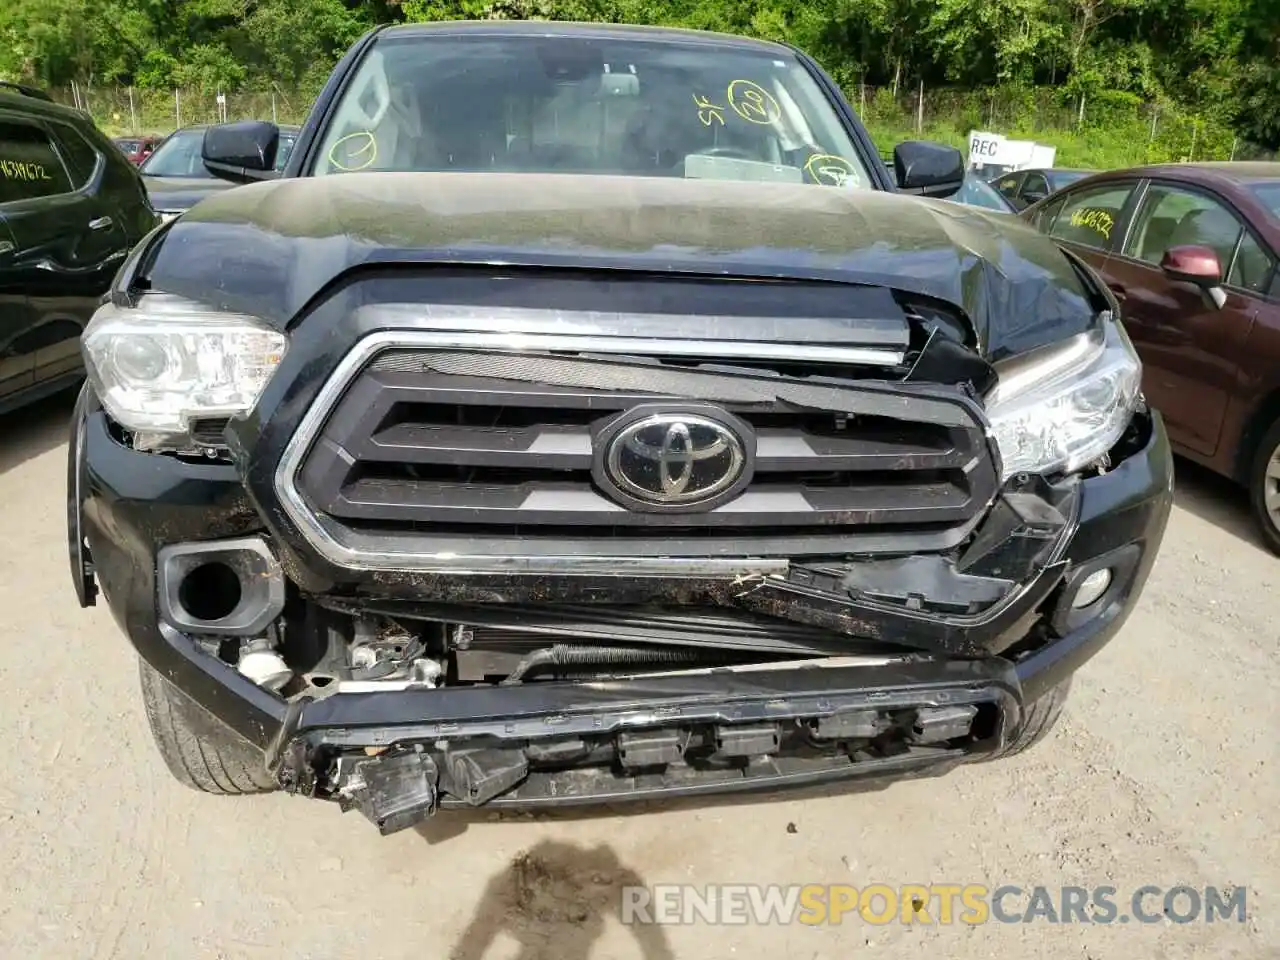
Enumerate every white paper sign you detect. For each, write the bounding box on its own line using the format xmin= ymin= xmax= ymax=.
xmin=967 ymin=131 xmax=1006 ymax=166
xmin=966 ymin=130 xmax=1053 ymax=173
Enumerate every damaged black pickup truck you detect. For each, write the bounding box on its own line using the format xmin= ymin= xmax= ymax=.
xmin=68 ymin=21 xmax=1172 ymax=835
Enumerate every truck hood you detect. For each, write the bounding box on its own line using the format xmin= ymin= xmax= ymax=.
xmin=143 ymin=172 xmax=1098 ymax=360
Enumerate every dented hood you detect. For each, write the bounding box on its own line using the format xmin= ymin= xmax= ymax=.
xmin=144 ymin=172 xmax=1097 ymax=360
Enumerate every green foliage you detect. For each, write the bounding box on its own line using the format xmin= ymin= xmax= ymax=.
xmin=1 ymin=0 xmax=1276 ymax=150
xmin=171 ymin=43 xmax=246 ymax=92
xmin=0 ymin=0 xmax=382 ymax=89
xmin=856 ymin=84 xmax=1247 ymax=169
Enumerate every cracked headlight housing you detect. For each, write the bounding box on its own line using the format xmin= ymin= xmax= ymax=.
xmin=82 ymin=294 xmax=286 ymax=452
xmin=985 ymin=313 xmax=1141 ymax=480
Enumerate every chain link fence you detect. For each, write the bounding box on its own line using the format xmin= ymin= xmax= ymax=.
xmin=46 ymin=82 xmax=1278 ymax=167
xmin=48 ymin=84 xmax=318 ymax=136
xmin=849 ymin=85 xmax=1278 ymax=167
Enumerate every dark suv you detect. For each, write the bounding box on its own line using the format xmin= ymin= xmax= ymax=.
xmin=0 ymin=83 xmax=157 ymax=414
xmin=68 ymin=22 xmax=1172 ymax=835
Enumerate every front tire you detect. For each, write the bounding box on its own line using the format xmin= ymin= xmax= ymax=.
xmin=982 ymin=677 xmax=1072 ymax=761
xmin=1248 ymin=418 xmax=1280 ymax=556
xmin=138 ymin=658 xmax=278 ymax=795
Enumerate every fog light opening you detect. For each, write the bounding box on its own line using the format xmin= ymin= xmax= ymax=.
xmin=158 ymin=538 xmax=286 ymax=636
xmin=178 ymin=561 xmax=243 ymax=622
xmin=1071 ymin=568 xmax=1113 ymax=610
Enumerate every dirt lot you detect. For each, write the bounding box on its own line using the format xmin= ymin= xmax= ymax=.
xmin=0 ymin=392 xmax=1276 ymax=960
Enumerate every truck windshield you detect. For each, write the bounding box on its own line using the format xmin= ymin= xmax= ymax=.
xmin=312 ymin=33 xmax=872 ymax=190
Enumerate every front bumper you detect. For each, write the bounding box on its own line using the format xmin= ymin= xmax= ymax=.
xmin=70 ymin=368 xmax=1173 ymax=823
xmin=279 ymin=656 xmax=1021 ymax=832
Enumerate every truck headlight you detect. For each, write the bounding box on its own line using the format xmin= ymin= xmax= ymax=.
xmin=985 ymin=313 xmax=1141 ymax=480
xmin=82 ymin=295 xmax=286 ymax=451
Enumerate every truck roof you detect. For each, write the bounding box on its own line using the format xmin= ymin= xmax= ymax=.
xmin=379 ymin=19 xmax=795 ymax=54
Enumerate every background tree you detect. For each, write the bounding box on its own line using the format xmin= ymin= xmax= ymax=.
xmin=0 ymin=0 xmax=1275 ymax=149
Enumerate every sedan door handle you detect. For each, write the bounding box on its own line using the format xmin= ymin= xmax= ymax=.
xmin=88 ymin=216 xmax=114 ymax=231
xmin=1107 ymin=282 xmax=1127 ymax=302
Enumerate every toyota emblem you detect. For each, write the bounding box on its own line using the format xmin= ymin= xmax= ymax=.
xmin=594 ymin=406 xmax=754 ymax=512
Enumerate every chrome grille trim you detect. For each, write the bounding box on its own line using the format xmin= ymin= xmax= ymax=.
xmin=350 ymin=330 xmax=903 ymax=368
xmin=357 ymin=303 xmax=911 ymax=362
xmin=276 ymin=330 xmax=803 ymax=575
xmin=274 ymin=330 xmax=995 ymax=576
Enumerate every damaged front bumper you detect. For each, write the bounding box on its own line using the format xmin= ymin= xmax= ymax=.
xmin=275 ymin=657 xmax=1020 ymax=834
xmin=70 ymin=351 xmax=1173 ymax=832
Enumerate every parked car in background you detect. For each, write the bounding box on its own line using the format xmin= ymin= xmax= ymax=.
xmin=113 ymin=135 xmax=160 ymax=166
xmin=950 ymin=173 xmax=1017 ymax=213
xmin=1024 ymin=162 xmax=1280 ymax=551
xmin=68 ymin=20 xmax=1171 ymax=835
xmin=885 ymin=151 xmax=1016 ymax=218
xmin=140 ymin=123 xmax=299 ymax=220
xmin=0 ymin=81 xmax=53 ymax=103
xmin=0 ymin=82 xmax=158 ymax=415
xmin=993 ymin=167 xmax=1093 ymax=211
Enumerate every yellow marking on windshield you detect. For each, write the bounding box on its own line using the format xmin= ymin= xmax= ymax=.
xmin=1069 ymin=207 xmax=1114 ymax=240
xmin=804 ymin=154 xmax=857 ymax=187
xmin=0 ymin=160 xmax=54 ymax=182
xmin=727 ymin=80 xmax=781 ymax=125
xmin=692 ymin=93 xmax=726 ymax=127
xmin=328 ymin=131 xmax=377 ymax=172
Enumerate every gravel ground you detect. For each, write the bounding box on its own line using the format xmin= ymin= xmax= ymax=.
xmin=0 ymin=392 xmax=1276 ymax=960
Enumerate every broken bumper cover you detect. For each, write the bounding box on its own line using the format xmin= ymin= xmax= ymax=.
xmin=271 ymin=657 xmax=1020 ymax=833
xmin=71 ymin=365 xmax=1173 ymax=823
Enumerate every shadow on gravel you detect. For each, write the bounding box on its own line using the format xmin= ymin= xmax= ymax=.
xmin=448 ymin=839 xmax=675 ymax=960
xmin=1171 ymin=456 xmax=1271 ymax=555
xmin=0 ymin=385 xmax=78 ymax=479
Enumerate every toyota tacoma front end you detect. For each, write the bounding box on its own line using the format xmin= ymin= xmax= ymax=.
xmin=67 ymin=23 xmax=1172 ymax=835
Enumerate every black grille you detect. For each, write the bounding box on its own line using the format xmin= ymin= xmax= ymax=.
xmin=293 ymin=348 xmax=999 ymax=555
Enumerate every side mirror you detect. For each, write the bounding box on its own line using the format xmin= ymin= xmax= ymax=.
xmin=1161 ymin=244 xmax=1227 ymax=309
xmin=203 ymin=121 xmax=281 ymax=184
xmin=893 ymin=141 xmax=965 ymax=199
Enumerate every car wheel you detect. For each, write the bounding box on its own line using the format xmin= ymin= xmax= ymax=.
xmin=980 ymin=677 xmax=1072 ymax=761
xmin=137 ymin=658 xmax=278 ymax=795
xmin=1248 ymin=418 xmax=1280 ymax=556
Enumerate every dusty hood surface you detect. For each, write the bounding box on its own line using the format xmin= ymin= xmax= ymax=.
xmin=144 ymin=172 xmax=1097 ymax=360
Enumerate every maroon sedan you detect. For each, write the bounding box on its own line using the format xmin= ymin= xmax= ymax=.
xmin=112 ymin=135 xmax=159 ymax=166
xmin=1023 ymin=162 xmax=1280 ymax=550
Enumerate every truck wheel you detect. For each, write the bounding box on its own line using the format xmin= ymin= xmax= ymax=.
xmin=984 ymin=677 xmax=1072 ymax=760
xmin=137 ymin=659 xmax=278 ymax=795
xmin=1248 ymin=418 xmax=1280 ymax=556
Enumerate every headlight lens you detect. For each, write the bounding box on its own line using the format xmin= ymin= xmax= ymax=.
xmin=82 ymin=295 xmax=286 ymax=451
xmin=985 ymin=313 xmax=1141 ymax=480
